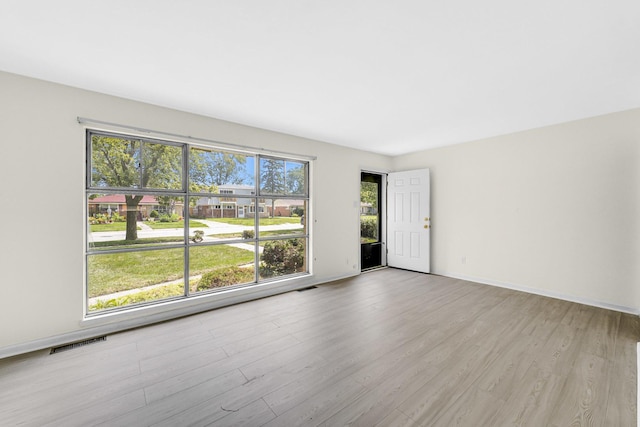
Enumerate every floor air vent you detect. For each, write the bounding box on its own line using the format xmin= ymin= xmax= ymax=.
xmin=297 ymin=286 xmax=318 ymax=292
xmin=50 ymin=336 xmax=107 ymax=354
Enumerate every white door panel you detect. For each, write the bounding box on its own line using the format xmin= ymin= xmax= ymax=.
xmin=387 ymin=169 xmax=430 ymax=273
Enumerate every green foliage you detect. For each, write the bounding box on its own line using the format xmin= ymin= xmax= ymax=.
xmin=90 ymin=134 xmax=184 ymax=240
xmin=191 ymin=230 xmax=204 ymax=242
xmin=260 ymin=158 xmax=285 ymax=194
xmin=89 ymin=283 xmax=184 ymax=311
xmin=261 ymin=239 xmax=304 ymax=276
xmin=150 ymin=210 xmax=159 ymax=218
xmin=196 ymin=266 xmax=255 ymax=292
xmin=242 ymin=230 xmax=255 ymax=239
xmin=90 ymin=136 xmax=139 ymax=188
xmin=286 ymin=163 xmax=306 ymax=194
xmin=88 ymin=212 xmax=127 ymax=226
xmin=91 ymin=135 xmax=182 ymax=189
xmin=111 ymin=212 xmax=125 ymax=222
xmin=291 ymin=206 xmax=304 ymax=217
xmin=89 ymin=213 xmax=109 ymax=225
xmin=158 ymin=213 xmax=180 ymax=222
xmin=360 ymin=181 xmax=378 ymax=208
xmin=360 ymin=217 xmax=378 ymax=240
xmin=190 ymin=148 xmax=249 ymax=187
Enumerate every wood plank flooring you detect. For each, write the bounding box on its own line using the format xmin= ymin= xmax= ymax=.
xmin=0 ymin=268 xmax=637 ymax=426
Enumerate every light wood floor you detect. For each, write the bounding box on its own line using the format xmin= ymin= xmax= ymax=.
xmin=1 ymin=268 xmax=637 ymax=426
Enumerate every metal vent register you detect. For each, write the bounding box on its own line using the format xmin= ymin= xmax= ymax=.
xmin=50 ymin=336 xmax=107 ymax=354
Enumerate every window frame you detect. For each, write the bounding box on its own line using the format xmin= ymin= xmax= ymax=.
xmin=85 ymin=129 xmax=310 ymax=316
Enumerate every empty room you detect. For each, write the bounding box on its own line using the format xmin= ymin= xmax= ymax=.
xmin=1 ymin=1 xmax=639 ymax=426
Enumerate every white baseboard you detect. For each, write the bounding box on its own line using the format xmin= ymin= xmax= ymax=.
xmin=0 ymin=271 xmax=359 ymax=360
xmin=434 ymin=271 xmax=640 ymax=316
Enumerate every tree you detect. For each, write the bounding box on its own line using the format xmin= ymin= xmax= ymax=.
xmin=190 ymin=149 xmax=248 ymax=187
xmin=286 ymin=164 xmax=306 ymax=195
xmin=260 ymin=158 xmax=285 ymax=217
xmin=90 ymin=135 xmax=182 ymax=240
xmin=360 ymin=182 xmax=378 ymax=210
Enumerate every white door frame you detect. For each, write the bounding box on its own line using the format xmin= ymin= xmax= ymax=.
xmin=359 ymin=170 xmax=387 ymax=270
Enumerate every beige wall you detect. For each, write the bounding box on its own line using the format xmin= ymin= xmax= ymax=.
xmin=0 ymin=71 xmax=391 ymax=355
xmin=393 ymin=109 xmax=640 ymax=312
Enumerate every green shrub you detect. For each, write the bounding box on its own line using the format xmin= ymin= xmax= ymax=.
xmin=89 ymin=213 xmax=109 ymax=224
xmin=111 ymin=212 xmax=126 ymax=222
xmin=150 ymin=210 xmax=159 ymax=218
xmin=242 ymin=229 xmax=255 ymax=239
xmin=261 ymin=239 xmax=304 ymax=277
xmin=360 ymin=217 xmax=378 ymax=239
xmin=196 ymin=266 xmax=255 ymax=291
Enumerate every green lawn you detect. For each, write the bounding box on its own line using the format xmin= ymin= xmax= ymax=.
xmin=211 ymin=229 xmax=302 ymax=240
xmin=90 ymin=222 xmax=140 ymax=232
xmin=144 ymin=220 xmax=206 ymax=229
xmin=88 ymin=266 xmax=256 ymax=311
xmin=89 ymin=219 xmax=206 ymax=232
xmin=207 ymin=231 xmax=246 ymax=239
xmin=88 ymin=245 xmax=254 ymax=297
xmin=207 ymin=217 xmax=301 ymax=226
xmin=91 ymin=236 xmax=184 ymax=249
xmin=89 ymin=283 xmax=185 ymax=311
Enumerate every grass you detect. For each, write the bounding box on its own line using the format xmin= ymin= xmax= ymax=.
xmin=91 ymin=236 xmax=184 ymax=249
xmin=89 ymin=283 xmax=185 ymax=311
xmin=209 ymin=232 xmax=245 ymax=239
xmin=211 ymin=229 xmax=303 ymax=239
xmin=89 ymin=219 xmax=206 ymax=232
xmin=260 ymin=229 xmax=303 ymax=237
xmin=88 ymin=265 xmax=257 ymax=311
xmin=145 ymin=220 xmax=206 ymax=229
xmin=88 ymin=245 xmax=254 ymax=297
xmin=90 ymin=222 xmax=140 ymax=232
xmin=207 ymin=217 xmax=301 ymax=226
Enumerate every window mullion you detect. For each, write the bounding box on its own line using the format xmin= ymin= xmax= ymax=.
xmin=183 ymin=143 xmax=190 ymax=297
xmin=254 ymin=155 xmax=260 ymax=283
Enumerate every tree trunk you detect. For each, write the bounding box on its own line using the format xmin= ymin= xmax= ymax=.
xmin=125 ymin=195 xmax=144 ymax=241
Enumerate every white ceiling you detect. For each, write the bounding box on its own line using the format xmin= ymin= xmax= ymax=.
xmin=1 ymin=1 xmax=639 ymax=155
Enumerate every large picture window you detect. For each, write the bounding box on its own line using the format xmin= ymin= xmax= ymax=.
xmin=86 ymin=130 xmax=309 ymax=314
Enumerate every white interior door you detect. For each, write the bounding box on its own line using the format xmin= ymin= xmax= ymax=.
xmin=387 ymin=169 xmax=430 ymax=273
